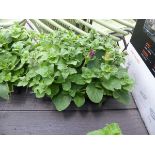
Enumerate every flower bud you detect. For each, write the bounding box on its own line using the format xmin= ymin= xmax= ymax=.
xmin=89 ymin=50 xmax=95 ymax=58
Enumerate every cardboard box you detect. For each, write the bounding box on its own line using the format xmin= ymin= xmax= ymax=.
xmin=127 ymin=20 xmax=155 ymax=134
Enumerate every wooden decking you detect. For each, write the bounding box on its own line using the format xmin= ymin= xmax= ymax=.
xmin=0 ymin=90 xmax=148 ymax=135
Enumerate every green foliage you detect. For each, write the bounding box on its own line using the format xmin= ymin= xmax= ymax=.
xmin=87 ymin=123 xmax=122 ymax=135
xmin=86 ymin=83 xmax=104 ymax=103
xmin=0 ymin=24 xmax=134 ymax=111
xmin=52 ymin=92 xmax=72 ymax=111
xmin=73 ymin=94 xmax=85 ymax=107
xmin=0 ymin=23 xmax=35 ymax=97
xmin=0 ymin=83 xmax=9 ymax=100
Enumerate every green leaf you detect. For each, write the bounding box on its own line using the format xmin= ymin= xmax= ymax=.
xmin=86 ymin=83 xmax=104 ymax=103
xmin=123 ymin=84 xmax=134 ymax=92
xmin=102 ymin=77 xmax=122 ymax=91
xmin=76 ymin=54 xmax=84 ymax=67
xmin=87 ymin=123 xmax=122 ymax=135
xmin=67 ymin=60 xmax=78 ymax=65
xmin=60 ymin=48 xmax=70 ymax=56
xmin=17 ymin=79 xmax=28 ymax=87
xmin=52 ymin=92 xmax=71 ymax=111
xmin=115 ymin=67 xmax=128 ymax=79
xmin=69 ymin=90 xmax=76 ymax=97
xmin=35 ymin=91 xmax=45 ymax=98
xmin=113 ymin=90 xmax=131 ymax=104
xmin=57 ymin=59 xmax=67 ymax=70
xmin=68 ymin=84 xmax=83 ymax=97
xmin=68 ymin=68 xmax=77 ymax=75
xmin=4 ymin=73 xmax=11 ymax=81
xmin=95 ymin=50 xmax=104 ymax=58
xmin=74 ymin=94 xmax=85 ymax=107
xmin=50 ymin=84 xmax=60 ymax=97
xmin=61 ymin=70 xmax=69 ymax=79
xmin=69 ymin=74 xmax=85 ymax=85
xmin=35 ymin=66 xmax=49 ymax=77
xmin=44 ymin=77 xmax=54 ymax=85
xmin=33 ymin=84 xmax=45 ymax=95
xmin=62 ymin=81 xmax=71 ymax=91
xmin=87 ymin=58 xmax=102 ymax=69
xmin=0 ymin=83 xmax=9 ymax=100
xmin=82 ymin=67 xmax=95 ymax=83
xmin=45 ymin=87 xmax=51 ymax=96
xmin=12 ymin=41 xmax=24 ymax=50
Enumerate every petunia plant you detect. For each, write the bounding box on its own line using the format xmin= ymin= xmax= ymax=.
xmin=0 ymin=23 xmax=35 ymax=100
xmin=18 ymin=28 xmax=134 ymax=111
xmin=87 ymin=123 xmax=122 ymax=135
xmin=0 ymin=24 xmax=134 ymax=111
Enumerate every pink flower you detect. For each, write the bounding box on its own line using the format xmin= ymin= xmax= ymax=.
xmin=89 ymin=50 xmax=95 ymax=58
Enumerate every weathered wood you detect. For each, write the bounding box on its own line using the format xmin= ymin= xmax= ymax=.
xmin=0 ymin=110 xmax=148 ymax=135
xmin=0 ymin=91 xmax=136 ymax=111
xmin=0 ymin=90 xmax=147 ymax=135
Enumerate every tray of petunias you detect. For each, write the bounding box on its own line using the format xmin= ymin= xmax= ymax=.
xmin=0 ymin=24 xmax=134 ymax=111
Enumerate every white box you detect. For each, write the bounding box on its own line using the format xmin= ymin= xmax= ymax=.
xmin=127 ymin=43 xmax=155 ymax=134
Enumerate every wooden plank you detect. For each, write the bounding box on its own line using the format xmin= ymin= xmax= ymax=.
xmin=0 ymin=91 xmax=136 ymax=111
xmin=0 ymin=110 xmax=148 ymax=135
